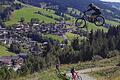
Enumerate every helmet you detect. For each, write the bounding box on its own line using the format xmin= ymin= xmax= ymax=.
xmin=89 ymin=3 xmax=94 ymax=7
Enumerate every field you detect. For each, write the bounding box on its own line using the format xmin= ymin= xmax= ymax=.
xmin=45 ymin=34 xmax=64 ymax=43
xmin=105 ymin=20 xmax=120 ymax=26
xmin=5 ymin=6 xmax=61 ymax=26
xmin=87 ymin=22 xmax=108 ymax=32
xmin=65 ymin=32 xmax=84 ymax=41
xmin=0 ymin=45 xmax=16 ymax=56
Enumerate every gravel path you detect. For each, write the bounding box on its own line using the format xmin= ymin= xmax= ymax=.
xmin=67 ymin=66 xmax=115 ymax=80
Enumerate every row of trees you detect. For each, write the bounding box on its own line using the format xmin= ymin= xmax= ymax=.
xmin=0 ymin=1 xmax=23 ymax=22
xmin=71 ymin=26 xmax=120 ymax=61
xmin=0 ymin=7 xmax=12 ymax=21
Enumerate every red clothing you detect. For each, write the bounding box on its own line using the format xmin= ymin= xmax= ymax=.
xmin=72 ymin=72 xmax=78 ymax=80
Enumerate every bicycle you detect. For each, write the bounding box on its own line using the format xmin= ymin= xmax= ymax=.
xmin=56 ymin=68 xmax=71 ymax=80
xmin=55 ymin=64 xmax=82 ymax=80
xmin=75 ymin=12 xmax=105 ymax=28
xmin=71 ymin=72 xmax=82 ymax=80
xmin=56 ymin=69 xmax=82 ymax=80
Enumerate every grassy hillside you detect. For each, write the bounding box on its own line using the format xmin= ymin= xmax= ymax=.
xmin=90 ymin=67 xmax=120 ymax=80
xmin=14 ymin=54 xmax=120 ymax=80
xmin=5 ymin=6 xmax=61 ymax=25
xmin=18 ymin=0 xmax=120 ymax=22
xmin=87 ymin=22 xmax=108 ymax=32
xmin=105 ymin=20 xmax=120 ymax=25
xmin=89 ymin=55 xmax=120 ymax=80
xmin=14 ymin=68 xmax=59 ymax=80
xmin=0 ymin=45 xmax=16 ymax=56
xmin=45 ymin=34 xmax=64 ymax=42
xmin=65 ymin=32 xmax=83 ymax=41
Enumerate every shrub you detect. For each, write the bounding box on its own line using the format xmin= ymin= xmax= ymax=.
xmin=92 ymin=55 xmax=103 ymax=61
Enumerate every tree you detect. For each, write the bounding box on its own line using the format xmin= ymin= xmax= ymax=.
xmin=108 ymin=37 xmax=115 ymax=50
xmin=89 ymin=29 xmax=94 ymax=44
xmin=30 ymin=18 xmax=39 ymax=24
xmin=2 ymin=7 xmax=12 ymax=21
xmin=9 ymin=42 xmax=21 ymax=54
xmin=18 ymin=65 xmax=29 ymax=76
xmin=0 ymin=19 xmax=5 ymax=27
xmin=116 ymin=39 xmax=120 ymax=50
xmin=71 ymin=37 xmax=79 ymax=50
xmin=20 ymin=17 xmax=25 ymax=23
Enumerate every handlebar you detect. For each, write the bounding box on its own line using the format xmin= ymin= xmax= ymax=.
xmin=80 ymin=11 xmax=87 ymax=18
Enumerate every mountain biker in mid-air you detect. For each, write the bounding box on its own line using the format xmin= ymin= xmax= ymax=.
xmin=84 ymin=3 xmax=101 ymax=22
xmin=75 ymin=3 xmax=105 ymax=28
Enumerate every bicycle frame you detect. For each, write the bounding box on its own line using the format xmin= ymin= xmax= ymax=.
xmin=81 ymin=12 xmax=94 ymax=22
xmin=79 ymin=12 xmax=105 ymax=26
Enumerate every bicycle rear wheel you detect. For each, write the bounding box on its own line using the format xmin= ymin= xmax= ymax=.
xmin=94 ymin=15 xmax=105 ymax=26
xmin=75 ymin=18 xmax=86 ymax=28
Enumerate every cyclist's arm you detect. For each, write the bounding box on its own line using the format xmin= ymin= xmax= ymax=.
xmin=86 ymin=8 xmax=92 ymax=12
xmin=75 ymin=72 xmax=79 ymax=78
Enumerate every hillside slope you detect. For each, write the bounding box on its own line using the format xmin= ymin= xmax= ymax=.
xmin=18 ymin=0 xmax=120 ymax=22
xmin=13 ymin=55 xmax=120 ymax=80
xmin=0 ymin=45 xmax=15 ymax=56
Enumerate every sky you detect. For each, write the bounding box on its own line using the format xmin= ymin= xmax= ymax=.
xmin=101 ymin=0 xmax=120 ymax=2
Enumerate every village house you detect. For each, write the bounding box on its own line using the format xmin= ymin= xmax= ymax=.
xmin=0 ymin=55 xmax=26 ymax=71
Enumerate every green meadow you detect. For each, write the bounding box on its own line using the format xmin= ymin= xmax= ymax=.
xmin=0 ymin=45 xmax=15 ymax=56
xmin=5 ymin=7 xmax=61 ymax=25
xmin=45 ymin=34 xmax=64 ymax=42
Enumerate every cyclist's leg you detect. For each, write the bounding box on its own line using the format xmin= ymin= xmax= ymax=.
xmin=90 ymin=13 xmax=95 ymax=22
xmin=91 ymin=11 xmax=101 ymax=22
xmin=72 ymin=73 xmax=78 ymax=80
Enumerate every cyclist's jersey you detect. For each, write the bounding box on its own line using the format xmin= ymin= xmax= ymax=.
xmin=89 ymin=4 xmax=100 ymax=12
xmin=72 ymin=72 xmax=78 ymax=80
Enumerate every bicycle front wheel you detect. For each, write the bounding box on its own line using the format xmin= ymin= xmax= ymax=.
xmin=75 ymin=18 xmax=86 ymax=28
xmin=94 ymin=16 xmax=105 ymax=26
